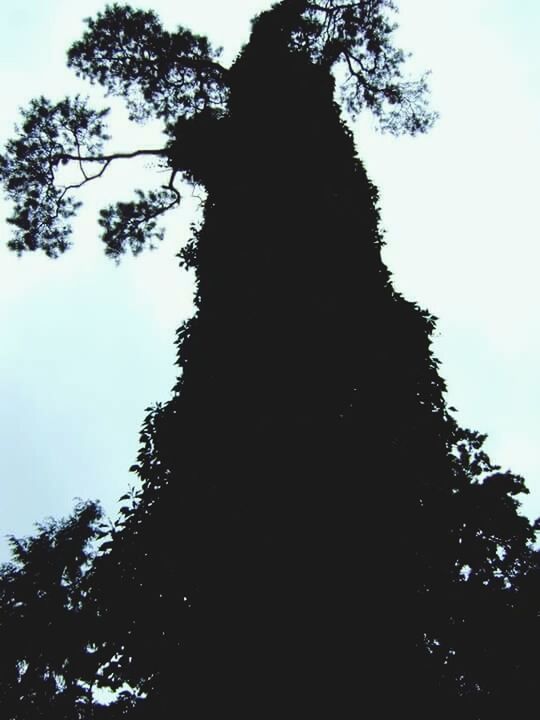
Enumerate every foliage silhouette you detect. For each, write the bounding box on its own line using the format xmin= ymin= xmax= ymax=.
xmin=0 ymin=1 xmax=539 ymax=718
xmin=0 ymin=0 xmax=435 ymax=260
xmin=0 ymin=502 xmax=103 ymax=718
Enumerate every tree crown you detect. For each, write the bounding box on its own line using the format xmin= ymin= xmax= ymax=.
xmin=0 ymin=0 xmax=436 ymax=259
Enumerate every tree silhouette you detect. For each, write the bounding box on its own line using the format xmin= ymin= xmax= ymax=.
xmin=0 ymin=1 xmax=435 ymax=259
xmin=1 ymin=1 xmax=538 ymax=718
xmin=0 ymin=501 xmax=103 ymax=718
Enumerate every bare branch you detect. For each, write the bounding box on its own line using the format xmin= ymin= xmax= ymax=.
xmin=56 ymin=147 xmax=168 ymax=165
xmin=58 ymin=159 xmax=111 ymax=197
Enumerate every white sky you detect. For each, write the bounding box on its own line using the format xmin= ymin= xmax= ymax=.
xmin=0 ymin=1 xmax=538 ymax=560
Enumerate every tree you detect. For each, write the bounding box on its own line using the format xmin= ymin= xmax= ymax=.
xmin=0 ymin=1 xmax=538 ymax=717
xmin=0 ymin=501 xmax=101 ymax=718
xmin=0 ymin=501 xmax=150 ymax=718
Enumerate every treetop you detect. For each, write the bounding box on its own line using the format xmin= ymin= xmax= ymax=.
xmin=0 ymin=0 xmax=436 ymax=259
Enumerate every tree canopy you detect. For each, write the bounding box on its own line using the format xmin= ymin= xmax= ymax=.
xmin=0 ymin=0 xmax=436 ymax=259
xmin=0 ymin=1 xmax=539 ymax=718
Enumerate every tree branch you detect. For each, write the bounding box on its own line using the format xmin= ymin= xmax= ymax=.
xmin=165 ymin=169 xmax=181 ymax=206
xmin=54 ymin=147 xmax=172 ymax=226
xmin=56 ymin=148 xmax=168 ymax=165
xmin=58 ymin=160 xmax=111 ymax=198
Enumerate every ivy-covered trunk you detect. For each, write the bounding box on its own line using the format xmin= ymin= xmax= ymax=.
xmin=100 ymin=35 xmax=459 ymax=717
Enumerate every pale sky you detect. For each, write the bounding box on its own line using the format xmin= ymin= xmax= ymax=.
xmin=0 ymin=1 xmax=539 ymax=560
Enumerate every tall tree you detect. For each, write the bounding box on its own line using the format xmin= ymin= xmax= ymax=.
xmin=0 ymin=1 xmax=538 ymax=717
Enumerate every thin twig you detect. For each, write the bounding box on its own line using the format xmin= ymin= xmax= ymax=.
xmin=58 ymin=160 xmax=111 ymax=200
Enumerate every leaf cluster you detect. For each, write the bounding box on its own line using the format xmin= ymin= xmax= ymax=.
xmin=98 ymin=188 xmax=179 ymax=260
xmin=0 ymin=97 xmax=109 ymax=257
xmin=67 ymin=4 xmax=228 ymax=123
xmin=0 ymin=502 xmax=104 ymax=717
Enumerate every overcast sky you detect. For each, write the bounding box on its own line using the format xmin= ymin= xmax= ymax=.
xmin=0 ymin=1 xmax=539 ymax=560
